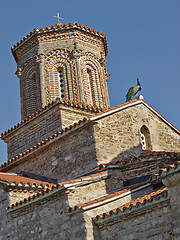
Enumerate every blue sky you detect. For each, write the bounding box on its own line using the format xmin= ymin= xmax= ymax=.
xmin=0 ymin=0 xmax=179 ymax=163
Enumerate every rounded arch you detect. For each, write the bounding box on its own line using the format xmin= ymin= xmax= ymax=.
xmin=80 ymin=54 xmax=105 ymax=108
xmin=44 ymin=49 xmax=76 ymax=103
xmin=21 ymin=60 xmax=41 ymax=118
xmin=140 ymin=125 xmax=152 ymax=150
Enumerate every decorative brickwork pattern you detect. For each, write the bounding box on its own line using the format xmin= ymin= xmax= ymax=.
xmin=12 ymin=22 xmax=108 ymax=62
xmin=80 ymin=52 xmax=107 ymax=108
xmin=21 ymin=58 xmax=41 ymax=118
xmin=44 ymin=49 xmax=77 ymax=104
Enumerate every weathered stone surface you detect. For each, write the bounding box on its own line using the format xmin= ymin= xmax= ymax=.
xmin=96 ymin=202 xmax=173 ymax=240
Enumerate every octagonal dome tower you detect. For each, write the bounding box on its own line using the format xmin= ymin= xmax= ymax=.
xmin=12 ymin=22 xmax=110 ymax=119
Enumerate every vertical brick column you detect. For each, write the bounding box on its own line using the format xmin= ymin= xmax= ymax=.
xmin=36 ymin=54 xmax=46 ymax=107
xmin=73 ymin=51 xmax=84 ymax=103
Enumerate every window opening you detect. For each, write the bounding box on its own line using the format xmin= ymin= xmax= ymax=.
xmin=140 ymin=126 xmax=152 ymax=150
xmin=59 ymin=69 xmax=65 ymax=98
xmin=140 ymin=129 xmax=147 ymax=150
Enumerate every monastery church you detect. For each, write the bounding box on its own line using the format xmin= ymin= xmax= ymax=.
xmin=0 ymin=22 xmax=180 ymax=240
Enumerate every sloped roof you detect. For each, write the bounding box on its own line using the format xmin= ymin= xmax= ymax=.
xmin=11 ymin=22 xmax=108 ymax=58
xmin=1 ymin=97 xmax=179 ymax=170
xmin=7 ymin=171 xmax=109 ymax=211
xmin=89 ymin=96 xmax=180 ymax=134
xmin=0 ymin=98 xmax=103 ymax=139
xmin=93 ymin=187 xmax=168 ymax=223
xmin=68 ymin=182 xmax=149 ymax=213
xmin=0 ymin=172 xmax=54 ymax=189
xmin=99 ymin=151 xmax=180 ymax=169
xmin=150 ymin=160 xmax=180 ymax=181
xmin=0 ymin=117 xmax=89 ymax=170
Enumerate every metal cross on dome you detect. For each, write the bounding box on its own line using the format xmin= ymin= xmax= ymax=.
xmin=53 ymin=12 xmax=63 ymax=23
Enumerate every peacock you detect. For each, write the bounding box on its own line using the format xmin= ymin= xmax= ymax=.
xmin=126 ymin=78 xmax=142 ymax=102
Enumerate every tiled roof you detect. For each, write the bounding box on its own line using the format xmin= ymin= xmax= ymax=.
xmin=89 ymin=97 xmax=139 ymax=120
xmin=1 ymin=97 xmax=179 ymax=170
xmin=0 ymin=118 xmax=89 ymax=170
xmin=150 ymin=160 xmax=180 ymax=181
xmin=0 ymin=172 xmax=54 ymax=189
xmin=68 ymin=182 xmax=149 ymax=213
xmin=99 ymin=151 xmax=180 ymax=169
xmin=11 ymin=22 xmax=108 ymax=55
xmin=0 ymin=98 xmax=139 ymax=169
xmin=7 ymin=171 xmax=109 ymax=211
xmin=93 ymin=187 xmax=168 ymax=222
xmin=0 ymin=98 xmax=103 ymax=139
xmin=89 ymin=96 xmax=180 ymax=134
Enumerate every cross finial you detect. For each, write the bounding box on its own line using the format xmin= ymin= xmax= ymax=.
xmin=53 ymin=12 xmax=63 ymax=23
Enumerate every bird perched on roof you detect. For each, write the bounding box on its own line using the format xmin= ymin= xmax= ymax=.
xmin=126 ymin=78 xmax=142 ymax=102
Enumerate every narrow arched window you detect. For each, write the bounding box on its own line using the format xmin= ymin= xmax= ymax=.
xmin=58 ymin=69 xmax=65 ymax=98
xmin=140 ymin=125 xmax=152 ymax=150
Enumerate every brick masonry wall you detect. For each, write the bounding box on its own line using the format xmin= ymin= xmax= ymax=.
xmin=5 ymin=104 xmax=62 ymax=159
xmin=96 ymin=201 xmax=173 ymax=240
xmin=15 ymin=28 xmax=109 ymax=117
xmin=4 ymin=103 xmax=180 ymax=183
xmin=4 ymin=104 xmax=93 ymax=160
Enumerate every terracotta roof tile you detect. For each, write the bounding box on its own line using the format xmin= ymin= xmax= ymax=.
xmin=0 ymin=117 xmax=90 ymax=170
xmin=0 ymin=172 xmax=54 ymax=188
xmin=11 ymin=22 xmax=108 ymax=57
xmin=88 ymin=97 xmax=180 ymax=134
xmin=68 ymin=182 xmax=148 ymax=213
xmin=0 ymin=98 xmax=103 ymax=139
xmin=100 ymin=151 xmax=180 ymax=169
xmin=1 ymin=97 xmax=179 ymax=170
xmin=150 ymin=160 xmax=180 ymax=181
xmin=93 ymin=187 xmax=168 ymax=222
xmin=88 ymin=98 xmax=139 ymax=119
xmin=7 ymin=171 xmax=109 ymax=211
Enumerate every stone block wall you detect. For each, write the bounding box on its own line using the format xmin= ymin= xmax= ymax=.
xmin=162 ymin=172 xmax=180 ymax=239
xmin=8 ymin=124 xmax=97 ymax=183
xmin=9 ymin=189 xmax=41 ymax=205
xmin=4 ymin=103 xmax=180 ymax=183
xmin=3 ymin=103 xmax=93 ymax=160
xmin=94 ymin=104 xmax=180 ymax=165
xmin=96 ymin=201 xmax=173 ymax=240
xmin=0 ymin=191 xmax=71 ymax=240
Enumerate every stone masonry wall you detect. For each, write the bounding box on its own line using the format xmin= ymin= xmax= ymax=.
xmin=9 ymin=189 xmax=41 ymax=205
xmin=4 ymin=103 xmax=179 ymax=183
xmin=97 ymin=200 xmax=173 ymax=240
xmin=162 ymin=172 xmax=180 ymax=239
xmin=94 ymin=104 xmax=180 ymax=165
xmin=8 ymin=124 xmax=97 ymax=183
xmin=3 ymin=104 xmax=93 ymax=160
xmin=0 ymin=191 xmax=71 ymax=240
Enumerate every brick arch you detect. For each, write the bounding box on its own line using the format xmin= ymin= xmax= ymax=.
xmin=80 ymin=54 xmax=105 ymax=108
xmin=21 ymin=60 xmax=41 ymax=118
xmin=44 ymin=49 xmax=76 ymax=103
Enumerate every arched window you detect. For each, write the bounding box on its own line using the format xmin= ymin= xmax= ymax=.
xmin=58 ymin=68 xmax=65 ymax=98
xmin=140 ymin=125 xmax=152 ymax=150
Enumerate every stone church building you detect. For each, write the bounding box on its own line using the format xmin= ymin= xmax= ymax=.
xmin=0 ymin=22 xmax=179 ymax=239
